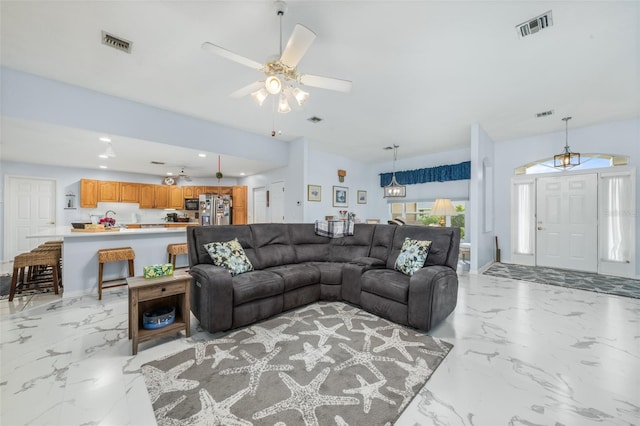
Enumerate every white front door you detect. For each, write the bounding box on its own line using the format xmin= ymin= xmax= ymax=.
xmin=269 ymin=181 xmax=285 ymax=223
xmin=5 ymin=176 xmax=57 ymax=261
xmin=253 ymin=187 xmax=268 ymax=223
xmin=536 ymin=174 xmax=598 ymax=272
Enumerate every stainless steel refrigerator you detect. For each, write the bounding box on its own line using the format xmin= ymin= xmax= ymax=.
xmin=199 ymin=194 xmax=232 ymax=225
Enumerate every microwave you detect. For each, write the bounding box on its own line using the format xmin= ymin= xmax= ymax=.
xmin=184 ymin=198 xmax=199 ymax=210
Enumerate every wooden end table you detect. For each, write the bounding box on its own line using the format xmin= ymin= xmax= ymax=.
xmin=127 ymin=272 xmax=191 ymax=355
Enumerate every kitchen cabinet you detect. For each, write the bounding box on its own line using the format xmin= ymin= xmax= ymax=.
xmin=99 ymin=181 xmax=120 ymax=202
xmin=232 ymin=185 xmax=248 ymax=224
xmin=182 ymin=186 xmax=196 ymax=198
xmin=80 ymin=179 xmax=98 ymax=208
xmin=203 ymin=186 xmax=232 ymax=196
xmin=139 ymin=184 xmax=156 ymax=208
xmin=154 ymin=185 xmax=170 ymax=209
xmin=120 ymin=182 xmax=140 ymax=203
xmin=169 ymin=186 xmax=184 ymax=209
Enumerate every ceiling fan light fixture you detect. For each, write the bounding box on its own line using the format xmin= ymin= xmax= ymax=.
xmin=292 ymin=87 xmax=309 ymax=106
xmin=251 ymin=88 xmax=269 ymax=106
xmin=278 ymin=94 xmax=291 ymax=113
xmin=265 ymin=75 xmax=282 ymax=94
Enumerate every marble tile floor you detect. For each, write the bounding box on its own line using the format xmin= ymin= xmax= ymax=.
xmin=0 ymin=272 xmax=638 ymax=426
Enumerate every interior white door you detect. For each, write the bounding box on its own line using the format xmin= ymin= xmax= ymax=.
xmin=253 ymin=187 xmax=268 ymax=223
xmin=536 ymin=174 xmax=597 ymax=272
xmin=269 ymin=181 xmax=285 ymax=223
xmin=5 ymin=176 xmax=57 ymax=261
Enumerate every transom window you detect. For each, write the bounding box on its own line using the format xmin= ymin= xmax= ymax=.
xmin=515 ymin=154 xmax=628 ymax=175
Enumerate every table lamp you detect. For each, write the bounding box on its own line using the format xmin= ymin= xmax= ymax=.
xmin=431 ymin=199 xmax=457 ymax=227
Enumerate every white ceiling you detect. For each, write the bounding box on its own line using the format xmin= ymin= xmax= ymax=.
xmin=1 ymin=1 xmax=638 ymax=177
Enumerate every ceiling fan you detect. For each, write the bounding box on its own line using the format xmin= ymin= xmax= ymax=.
xmin=201 ymin=0 xmax=352 ymax=113
xmin=176 ymin=167 xmax=193 ymax=183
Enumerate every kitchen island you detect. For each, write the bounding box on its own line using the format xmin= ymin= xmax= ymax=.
xmin=27 ymin=225 xmax=198 ymax=298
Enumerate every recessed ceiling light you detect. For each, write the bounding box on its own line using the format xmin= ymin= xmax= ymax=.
xmin=99 ymin=137 xmax=111 ymax=142
xmin=99 ymin=165 xmax=108 ymax=169
xmin=98 ymin=154 xmax=108 ymax=159
xmin=198 ymin=153 xmax=207 ymax=158
xmin=166 ymin=172 xmax=173 ymax=176
xmin=240 ymin=172 xmax=246 ymax=176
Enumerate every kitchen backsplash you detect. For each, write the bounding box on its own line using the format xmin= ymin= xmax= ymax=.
xmin=63 ymin=202 xmax=197 ymax=225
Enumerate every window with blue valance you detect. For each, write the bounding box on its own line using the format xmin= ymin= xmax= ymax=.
xmin=379 ymin=161 xmax=471 ymax=187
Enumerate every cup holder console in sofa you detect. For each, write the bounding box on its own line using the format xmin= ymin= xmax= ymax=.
xmin=186 ymin=223 xmax=460 ymax=333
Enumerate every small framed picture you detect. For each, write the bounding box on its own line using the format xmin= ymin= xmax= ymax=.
xmin=357 ymin=190 xmax=367 ymax=204
xmin=332 ymin=186 xmax=348 ymax=207
xmin=307 ymin=185 xmax=321 ymax=202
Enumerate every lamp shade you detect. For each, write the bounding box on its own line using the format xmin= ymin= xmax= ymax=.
xmin=431 ymin=199 xmax=456 ymax=216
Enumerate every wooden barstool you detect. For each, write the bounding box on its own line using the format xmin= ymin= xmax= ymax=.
xmin=29 ymin=245 xmax=62 ymax=283
xmin=10 ymin=251 xmax=60 ymax=301
xmin=98 ymin=247 xmax=135 ymax=300
xmin=167 ymin=243 xmax=188 ymax=269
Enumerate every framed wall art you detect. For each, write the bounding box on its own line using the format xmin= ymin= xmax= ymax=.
xmin=332 ymin=186 xmax=348 ymax=207
xmin=307 ymin=185 xmax=321 ymax=202
xmin=357 ymin=190 xmax=367 ymax=204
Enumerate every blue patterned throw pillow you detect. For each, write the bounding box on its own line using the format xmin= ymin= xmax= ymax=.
xmin=394 ymin=237 xmax=432 ymax=276
xmin=203 ymin=238 xmax=254 ymax=276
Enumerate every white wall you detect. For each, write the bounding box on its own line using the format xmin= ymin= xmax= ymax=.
xmin=2 ymin=67 xmax=289 ymax=167
xmin=470 ymin=124 xmax=496 ymax=272
xmin=494 ymin=117 xmax=640 ymax=275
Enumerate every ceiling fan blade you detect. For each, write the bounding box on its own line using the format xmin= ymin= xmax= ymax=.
xmin=201 ymin=42 xmax=264 ymax=70
xmin=299 ymin=74 xmax=352 ymax=93
xmin=229 ymin=81 xmax=264 ymax=99
xmin=280 ymin=24 xmax=316 ymax=68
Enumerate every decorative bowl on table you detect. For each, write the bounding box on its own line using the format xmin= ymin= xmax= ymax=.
xmin=71 ymin=222 xmax=91 ymax=229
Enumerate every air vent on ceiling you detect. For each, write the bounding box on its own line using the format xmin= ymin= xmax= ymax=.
xmin=150 ymin=161 xmax=165 ymax=165
xmin=307 ymin=116 xmax=323 ymax=123
xmin=102 ymin=31 xmax=132 ymax=53
xmin=517 ymin=11 xmax=553 ymax=38
xmin=536 ymin=109 xmax=554 ymax=118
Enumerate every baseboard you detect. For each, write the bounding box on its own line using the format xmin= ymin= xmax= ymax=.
xmin=475 ymin=260 xmax=495 ymax=274
xmin=0 ymin=260 xmax=13 ymax=275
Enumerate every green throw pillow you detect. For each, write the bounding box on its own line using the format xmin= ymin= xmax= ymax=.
xmin=203 ymin=238 xmax=254 ymax=276
xmin=394 ymin=237 xmax=432 ymax=276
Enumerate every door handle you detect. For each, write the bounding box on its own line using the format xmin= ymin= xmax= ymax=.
xmin=537 ymin=227 xmax=543 ymax=230
xmin=49 ymin=221 xmax=55 ymax=225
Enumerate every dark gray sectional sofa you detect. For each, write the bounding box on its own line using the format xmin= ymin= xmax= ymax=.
xmin=186 ymin=223 xmax=460 ymax=334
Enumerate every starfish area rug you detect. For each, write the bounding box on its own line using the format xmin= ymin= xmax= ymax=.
xmin=141 ymin=301 xmax=453 ymax=426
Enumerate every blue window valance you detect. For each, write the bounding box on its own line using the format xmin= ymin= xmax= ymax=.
xmin=380 ymin=161 xmax=471 ymax=187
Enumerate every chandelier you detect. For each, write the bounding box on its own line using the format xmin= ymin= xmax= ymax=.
xmin=554 ymin=116 xmax=581 ymax=169
xmin=383 ymin=145 xmax=406 ymax=198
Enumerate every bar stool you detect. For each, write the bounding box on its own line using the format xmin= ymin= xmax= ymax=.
xmin=98 ymin=247 xmax=135 ymax=300
xmin=167 ymin=243 xmax=188 ymax=269
xmin=10 ymin=251 xmax=60 ymax=301
xmin=29 ymin=245 xmax=62 ymax=283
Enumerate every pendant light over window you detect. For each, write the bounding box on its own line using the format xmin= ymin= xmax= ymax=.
xmin=554 ymin=116 xmax=581 ymax=169
xmin=383 ymin=145 xmax=406 ymax=198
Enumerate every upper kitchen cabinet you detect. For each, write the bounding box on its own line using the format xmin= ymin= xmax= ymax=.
xmin=120 ymin=182 xmax=140 ymax=203
xmin=139 ymin=184 xmax=155 ymax=208
xmin=154 ymin=185 xmax=170 ymax=209
xmin=169 ymin=186 xmax=184 ymax=209
xmin=232 ymin=185 xmax=248 ymax=224
xmin=98 ymin=181 xmax=120 ymax=202
xmin=182 ymin=186 xmax=196 ymax=198
xmin=80 ymin=179 xmax=98 ymax=208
